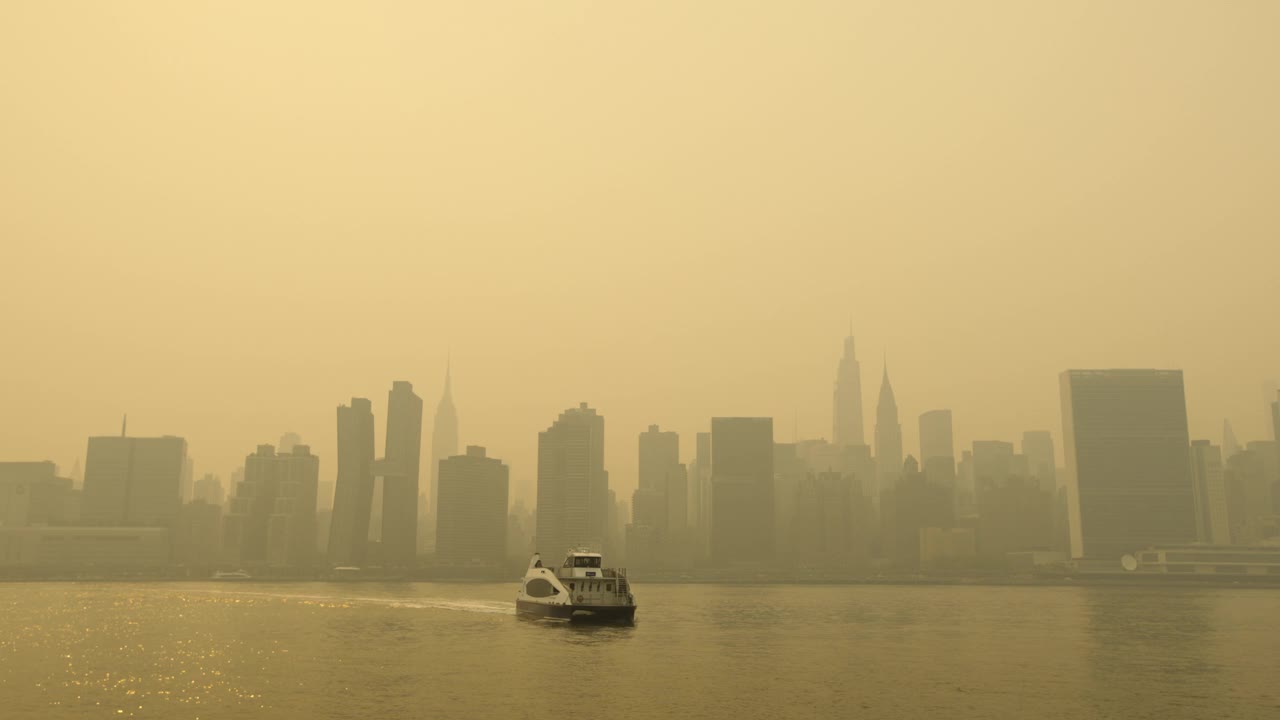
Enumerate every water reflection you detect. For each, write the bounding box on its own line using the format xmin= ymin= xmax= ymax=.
xmin=1 ymin=582 xmax=1275 ymax=720
xmin=1082 ymin=587 xmax=1218 ymax=719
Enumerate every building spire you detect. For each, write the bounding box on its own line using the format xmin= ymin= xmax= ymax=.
xmin=121 ymin=413 xmax=127 ymax=437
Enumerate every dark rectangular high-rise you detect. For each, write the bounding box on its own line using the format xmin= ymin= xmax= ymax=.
xmin=327 ymin=398 xmax=375 ymax=567
xmin=381 ymin=381 xmax=423 ymax=566
xmin=436 ymin=446 xmax=508 ymax=565
xmin=536 ymin=403 xmax=608 ymax=559
xmin=1060 ymin=370 xmax=1196 ymax=562
xmin=919 ymin=410 xmax=956 ymax=488
xmin=710 ymin=417 xmax=774 ymax=565
xmin=82 ymin=435 xmax=186 ymax=526
xmin=1021 ymin=431 xmax=1057 ymax=493
xmin=223 ymin=444 xmax=319 ymax=567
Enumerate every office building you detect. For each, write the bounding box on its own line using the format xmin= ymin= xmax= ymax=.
xmin=710 ymin=417 xmax=774 ymax=565
xmin=430 ymin=364 xmax=459 ymax=513
xmin=192 ymin=473 xmax=225 ymax=507
xmin=882 ymin=456 xmax=955 ymax=568
xmin=536 ymin=403 xmax=608 ymax=558
xmin=1188 ymin=440 xmax=1231 ymax=545
xmin=919 ymin=410 xmax=954 ymax=467
xmin=1021 ymin=431 xmax=1057 ymax=493
xmin=381 ymin=381 xmax=423 ymax=566
xmin=0 ymin=462 xmax=77 ymax=527
xmin=435 ymin=446 xmax=508 ymax=565
xmin=1223 ymin=419 xmax=1240 ymax=461
xmin=223 ymin=444 xmax=319 ymax=567
xmin=0 ymin=527 xmax=170 ymax=569
xmin=832 ymin=332 xmax=865 ymax=446
xmin=82 ymin=435 xmax=187 ymax=526
xmin=971 ymin=441 xmax=1016 ymax=491
xmin=1060 ymin=369 xmax=1197 ymax=561
xmin=919 ymin=410 xmax=956 ymax=489
xmin=875 ymin=364 xmax=903 ymax=492
xmin=327 ymin=397 xmax=376 ymax=567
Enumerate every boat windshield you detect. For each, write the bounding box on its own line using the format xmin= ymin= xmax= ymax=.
xmin=572 ymin=556 xmax=602 ymax=568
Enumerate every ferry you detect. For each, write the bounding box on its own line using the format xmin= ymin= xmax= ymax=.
xmin=516 ymin=550 xmax=636 ymax=622
xmin=211 ymin=570 xmax=252 ymax=581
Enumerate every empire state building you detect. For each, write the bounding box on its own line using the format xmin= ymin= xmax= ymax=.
xmin=832 ymin=332 xmax=865 ymax=446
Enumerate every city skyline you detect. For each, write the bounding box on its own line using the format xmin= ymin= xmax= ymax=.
xmin=5 ymin=346 xmax=1279 ymax=509
xmin=2 ymin=4 xmax=1278 ymax=718
xmin=4 ymin=4 xmax=1279 ymax=509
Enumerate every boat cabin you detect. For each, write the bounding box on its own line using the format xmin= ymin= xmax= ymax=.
xmin=559 ymin=551 xmax=604 ymax=579
xmin=542 ymin=551 xmax=631 ymax=606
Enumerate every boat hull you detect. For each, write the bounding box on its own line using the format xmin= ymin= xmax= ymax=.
xmin=516 ymin=599 xmax=636 ymax=623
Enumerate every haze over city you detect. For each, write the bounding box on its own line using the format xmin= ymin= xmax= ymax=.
xmin=3 ymin=2 xmax=1279 ymax=506
xmin=3 ymin=4 xmax=1280 ymax=718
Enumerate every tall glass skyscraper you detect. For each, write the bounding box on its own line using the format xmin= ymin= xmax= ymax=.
xmin=832 ymin=333 xmax=864 ymax=446
xmin=1060 ymin=369 xmax=1196 ymax=561
xmin=327 ymin=397 xmax=375 ymax=567
xmin=382 ymin=381 xmax=423 ymax=566
xmin=536 ymin=403 xmax=608 ymax=559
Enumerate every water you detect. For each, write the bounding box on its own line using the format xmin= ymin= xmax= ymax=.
xmin=1 ymin=582 xmax=1277 ymax=719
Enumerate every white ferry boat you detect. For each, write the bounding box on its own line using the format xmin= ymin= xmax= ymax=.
xmin=211 ymin=570 xmax=252 ymax=581
xmin=516 ymin=550 xmax=636 ymax=622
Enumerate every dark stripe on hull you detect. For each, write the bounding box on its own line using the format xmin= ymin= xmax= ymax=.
xmin=516 ymin=599 xmax=636 ymax=623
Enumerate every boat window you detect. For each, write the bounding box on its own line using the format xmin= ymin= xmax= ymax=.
xmin=525 ymin=579 xmax=557 ymax=598
xmin=573 ymin=556 xmax=602 ymax=568
xmin=568 ymin=582 xmax=575 ymax=591
xmin=606 ymin=583 xmax=613 ymax=592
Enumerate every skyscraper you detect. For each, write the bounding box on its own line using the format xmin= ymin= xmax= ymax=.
xmin=690 ymin=431 xmax=712 ymax=559
xmin=639 ymin=425 xmax=680 ymax=493
xmin=1021 ymin=431 xmax=1057 ymax=493
xmin=710 ymin=417 xmax=774 ymax=565
xmin=223 ymin=444 xmax=319 ymax=567
xmin=0 ymin=462 xmax=75 ymax=527
xmin=919 ymin=410 xmax=954 ymax=465
xmin=327 ymin=397 xmax=375 ymax=567
xmin=630 ymin=425 xmax=683 ymax=569
xmin=430 ymin=362 xmax=459 ymax=513
xmin=1060 ymin=369 xmax=1197 ymax=561
xmin=1188 ymin=440 xmax=1231 ymax=545
xmin=180 ymin=456 xmax=194 ymax=504
xmin=1272 ymin=391 xmax=1280 ymax=443
xmin=193 ymin=473 xmax=225 ymax=507
xmin=381 ymin=381 xmax=423 ymax=566
xmin=83 ymin=434 xmax=187 ymax=526
xmin=1223 ymin=419 xmax=1240 ymax=462
xmin=875 ymin=364 xmax=903 ymax=492
xmin=435 ymin=446 xmax=509 ymax=565
xmin=278 ymin=432 xmax=302 ymax=453
xmin=1272 ymin=392 xmax=1280 ymax=477
xmin=536 ymin=403 xmax=608 ymax=558
xmin=971 ymin=441 xmax=1016 ymax=491
xmin=832 ymin=332 xmax=864 ymax=446
xmin=919 ymin=409 xmax=955 ymax=487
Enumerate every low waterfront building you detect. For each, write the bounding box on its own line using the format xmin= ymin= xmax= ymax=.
xmin=1131 ymin=545 xmax=1280 ymax=576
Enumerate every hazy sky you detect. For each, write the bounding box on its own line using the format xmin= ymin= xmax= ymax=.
xmin=3 ymin=2 xmax=1278 ymax=505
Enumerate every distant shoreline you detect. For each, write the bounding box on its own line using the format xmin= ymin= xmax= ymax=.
xmin=2 ymin=574 xmax=1278 ymax=590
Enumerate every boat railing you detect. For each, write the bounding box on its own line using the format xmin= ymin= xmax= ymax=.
xmin=602 ymin=567 xmax=627 ymax=579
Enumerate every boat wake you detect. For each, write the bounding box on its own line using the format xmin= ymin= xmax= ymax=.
xmin=166 ymin=587 xmax=515 ymax=615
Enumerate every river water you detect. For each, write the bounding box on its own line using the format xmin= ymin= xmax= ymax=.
xmin=1 ymin=582 xmax=1276 ymax=719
